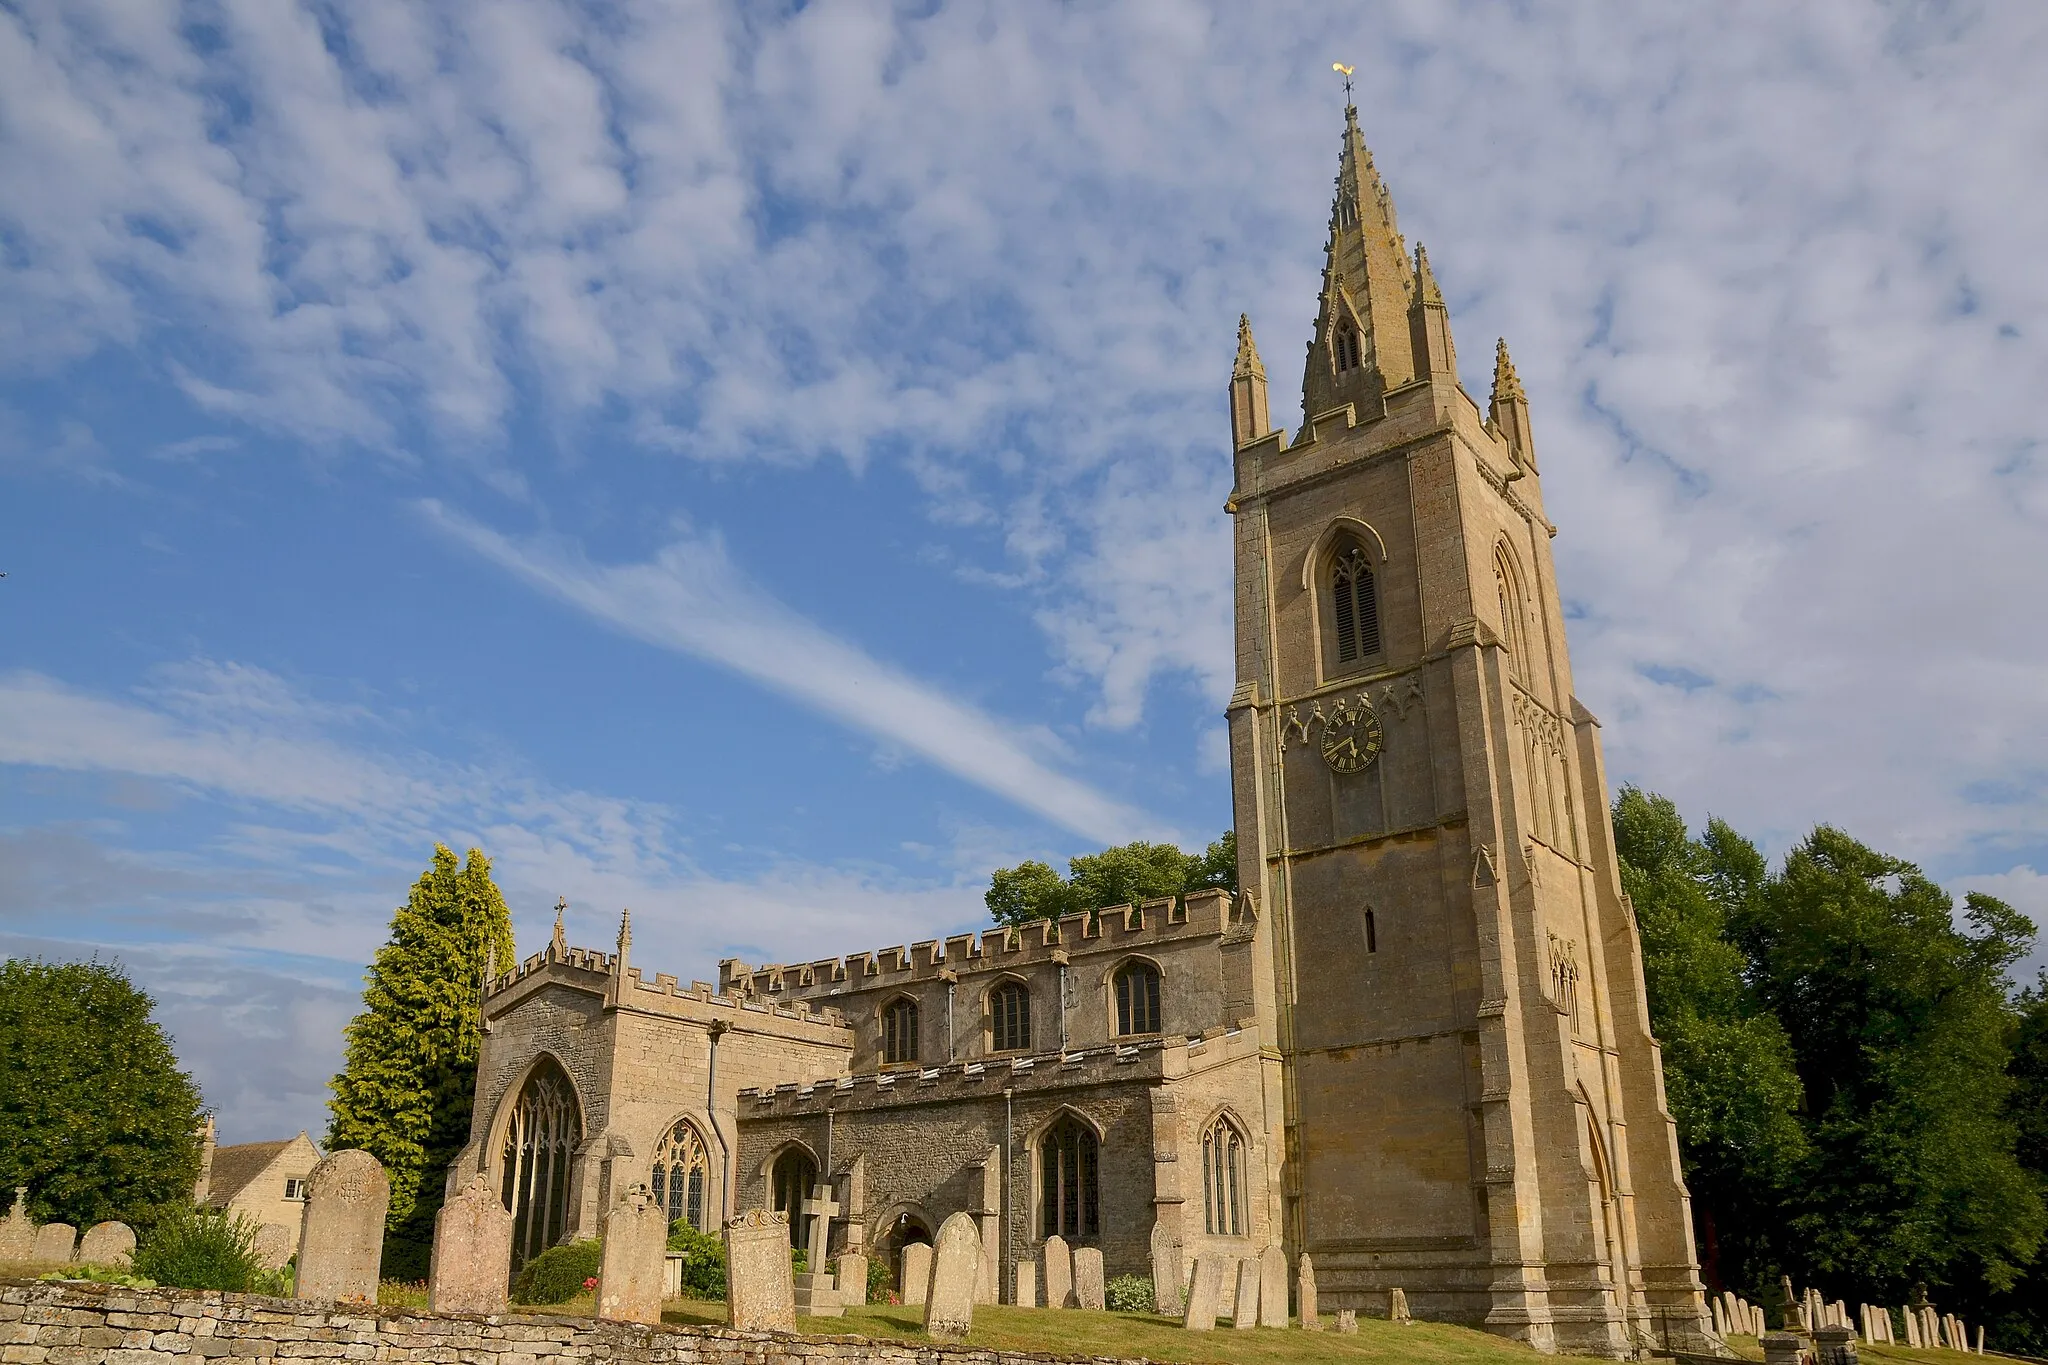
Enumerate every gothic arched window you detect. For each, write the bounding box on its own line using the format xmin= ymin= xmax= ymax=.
xmin=770 ymin=1147 xmax=816 ymax=1249
xmin=1495 ymin=544 xmax=1529 ymax=679
xmin=1331 ymin=542 xmax=1382 ymax=666
xmin=1334 ymin=323 xmax=1361 ymax=373
xmin=1113 ymin=961 xmax=1162 ymax=1036
xmin=651 ymin=1119 xmax=709 ymax=1232
xmin=499 ymin=1057 xmax=582 ymax=1269
xmin=882 ymin=997 xmax=920 ymax=1065
xmin=990 ymin=981 xmax=1031 ymax=1053
xmin=1202 ymin=1116 xmax=1248 ymax=1236
xmin=1040 ymin=1115 xmax=1100 ymax=1240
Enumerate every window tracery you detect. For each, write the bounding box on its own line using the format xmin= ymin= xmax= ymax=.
xmin=651 ymin=1119 xmax=709 ymax=1231
xmin=1201 ymin=1116 xmax=1248 ymax=1236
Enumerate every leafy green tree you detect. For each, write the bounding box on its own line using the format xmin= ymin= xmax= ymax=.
xmin=1989 ymin=975 xmax=2048 ymax=1352
xmin=1612 ymin=789 xmax=1808 ymax=1299
xmin=1738 ymin=829 xmax=2043 ymax=1311
xmin=326 ymin=845 xmax=515 ymax=1281
xmin=985 ymin=832 xmax=1238 ymax=928
xmin=0 ymin=958 xmax=204 ymax=1231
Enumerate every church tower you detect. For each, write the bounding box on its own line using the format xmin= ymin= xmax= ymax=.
xmin=1225 ymin=105 xmax=1714 ymax=1356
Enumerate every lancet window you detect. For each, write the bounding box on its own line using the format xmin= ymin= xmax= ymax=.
xmin=499 ymin=1057 xmax=581 ymax=1270
xmin=1113 ymin=961 xmax=1162 ymax=1037
xmin=1040 ymin=1115 xmax=1100 ymax=1241
xmin=1495 ymin=545 xmax=1529 ymax=679
xmin=990 ymin=981 xmax=1031 ymax=1053
xmin=651 ymin=1119 xmax=709 ymax=1232
xmin=882 ymin=997 xmax=920 ymax=1065
xmin=1202 ymin=1116 xmax=1248 ymax=1236
xmin=1331 ymin=542 xmax=1382 ymax=667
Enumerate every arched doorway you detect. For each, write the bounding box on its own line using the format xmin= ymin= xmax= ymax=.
xmin=499 ymin=1056 xmax=582 ymax=1269
xmin=651 ymin=1118 xmax=710 ymax=1232
xmin=884 ymin=1212 xmax=932 ymax=1296
xmin=770 ymin=1147 xmax=817 ymax=1250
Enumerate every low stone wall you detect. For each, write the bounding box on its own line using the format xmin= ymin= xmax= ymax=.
xmin=0 ymin=1281 xmax=1149 ymax=1365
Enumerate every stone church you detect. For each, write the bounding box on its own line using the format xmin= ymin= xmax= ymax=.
xmin=452 ymin=104 xmax=1716 ymax=1357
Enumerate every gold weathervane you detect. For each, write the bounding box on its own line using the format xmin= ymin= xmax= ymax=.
xmin=1332 ymin=62 xmax=1355 ymax=103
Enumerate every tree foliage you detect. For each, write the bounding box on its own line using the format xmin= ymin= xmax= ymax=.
xmin=326 ymin=845 xmax=515 ymax=1281
xmin=0 ymin=958 xmax=204 ymax=1232
xmin=985 ymin=832 xmax=1236 ymax=927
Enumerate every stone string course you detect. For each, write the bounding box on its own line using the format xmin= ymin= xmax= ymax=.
xmin=0 ymin=1282 xmax=1151 ymax=1365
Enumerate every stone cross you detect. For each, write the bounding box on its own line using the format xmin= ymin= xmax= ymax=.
xmin=800 ymin=1185 xmax=839 ymax=1272
xmin=294 ymin=1150 xmax=390 ymax=1302
xmin=922 ymin=1211 xmax=980 ymax=1339
xmin=726 ymin=1209 xmax=797 ymax=1332
xmin=428 ymin=1174 xmax=514 ymax=1315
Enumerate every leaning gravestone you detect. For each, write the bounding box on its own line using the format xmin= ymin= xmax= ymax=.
xmin=1073 ymin=1247 xmax=1105 ymax=1311
xmin=1149 ymin=1221 xmax=1183 ymax=1316
xmin=429 ymin=1174 xmax=513 ymax=1315
xmin=31 ymin=1223 xmax=76 ymax=1263
xmin=295 ymin=1150 xmax=390 ymax=1302
xmin=1299 ymin=1253 xmax=1321 ymax=1330
xmin=902 ymin=1243 xmax=933 ymax=1305
xmin=726 ymin=1209 xmax=797 ymax=1332
xmin=1042 ymin=1233 xmax=1074 ymax=1309
xmin=1232 ymin=1258 xmax=1261 ymax=1329
xmin=252 ymin=1223 xmax=296 ymax=1271
xmin=922 ymin=1211 xmax=980 ymax=1340
xmin=597 ymin=1183 xmax=667 ymax=1325
xmin=1259 ymin=1245 xmax=1288 ymax=1328
xmin=1014 ymin=1261 xmax=1037 ymax=1308
xmin=0 ymin=1189 xmax=33 ymax=1262
xmin=1182 ymin=1256 xmax=1223 ymax=1331
xmin=77 ymin=1222 xmax=136 ymax=1268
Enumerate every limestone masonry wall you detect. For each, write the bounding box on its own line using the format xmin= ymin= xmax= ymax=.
xmin=0 ymin=1281 xmax=1148 ymax=1365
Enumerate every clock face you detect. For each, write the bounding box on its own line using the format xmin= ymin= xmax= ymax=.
xmin=1319 ymin=701 xmax=1384 ymax=773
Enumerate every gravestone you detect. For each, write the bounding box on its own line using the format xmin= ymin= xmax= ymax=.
xmin=1337 ymin=1308 xmax=1358 ymax=1333
xmin=1259 ymin=1245 xmax=1288 ymax=1328
xmin=294 ymin=1150 xmax=389 ymax=1302
xmin=836 ymin=1252 xmax=869 ymax=1307
xmin=1390 ymin=1285 xmax=1411 ymax=1322
xmin=922 ymin=1211 xmax=979 ymax=1340
xmin=1763 ymin=1333 xmax=1806 ymax=1365
xmin=252 ymin=1223 xmax=297 ymax=1271
xmin=1148 ymin=1221 xmax=1182 ymax=1316
xmin=0 ymin=1189 xmax=32 ymax=1261
xmin=1298 ymin=1253 xmax=1321 ymax=1330
xmin=596 ymin=1183 xmax=667 ymax=1325
xmin=1232 ymin=1258 xmax=1261 ymax=1329
xmin=76 ymin=1222 xmax=135 ymax=1268
xmin=31 ymin=1224 xmax=76 ymax=1263
xmin=429 ymin=1174 xmax=513 ymax=1315
xmin=726 ymin=1209 xmax=796 ymax=1333
xmin=1014 ymin=1261 xmax=1036 ymax=1308
xmin=1041 ymin=1234 xmax=1073 ymax=1309
xmin=792 ymin=1184 xmax=842 ymax=1318
xmin=1181 ymin=1256 xmax=1222 ymax=1331
xmin=1073 ymin=1247 xmax=1105 ymax=1310
xmin=902 ymin=1242 xmax=933 ymax=1305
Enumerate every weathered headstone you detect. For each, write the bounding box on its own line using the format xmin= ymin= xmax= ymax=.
xmin=1042 ymin=1233 xmax=1074 ymax=1309
xmin=726 ymin=1209 xmax=797 ymax=1332
xmin=1763 ymin=1333 xmax=1806 ymax=1365
xmin=1182 ymin=1256 xmax=1223 ymax=1331
xmin=294 ymin=1150 xmax=389 ymax=1302
xmin=1232 ymin=1258 xmax=1261 ymax=1329
xmin=1014 ymin=1260 xmax=1037 ymax=1308
xmin=922 ymin=1211 xmax=979 ymax=1340
xmin=76 ymin=1222 xmax=135 ymax=1268
xmin=597 ymin=1182 xmax=667 ymax=1325
xmin=836 ymin=1252 xmax=869 ymax=1308
xmin=793 ymin=1184 xmax=843 ymax=1317
xmin=429 ymin=1174 xmax=513 ymax=1315
xmin=1073 ymin=1246 xmax=1105 ymax=1311
xmin=0 ymin=1189 xmax=32 ymax=1262
xmin=1337 ymin=1308 xmax=1358 ymax=1333
xmin=1299 ymin=1253 xmax=1321 ymax=1330
xmin=1390 ymin=1285 xmax=1411 ymax=1323
xmin=1815 ymin=1323 xmax=1858 ymax=1365
xmin=1149 ymin=1221 xmax=1182 ymax=1316
xmin=252 ymin=1223 xmax=297 ymax=1271
xmin=1258 ymin=1245 xmax=1288 ymax=1328
xmin=31 ymin=1224 xmax=76 ymax=1263
xmin=902 ymin=1242 xmax=933 ymax=1305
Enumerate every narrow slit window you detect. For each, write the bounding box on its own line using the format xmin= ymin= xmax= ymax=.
xmin=1364 ymin=908 xmax=1377 ymax=954
xmin=1332 ymin=544 xmax=1381 ymax=665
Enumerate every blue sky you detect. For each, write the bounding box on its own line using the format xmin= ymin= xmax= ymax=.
xmin=3 ymin=1 xmax=2045 ymax=1143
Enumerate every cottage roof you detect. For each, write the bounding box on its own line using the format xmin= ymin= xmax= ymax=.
xmin=203 ymin=1137 xmax=312 ymax=1207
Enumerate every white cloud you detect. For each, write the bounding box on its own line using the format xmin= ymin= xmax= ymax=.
xmin=418 ymin=501 xmax=1165 ymax=845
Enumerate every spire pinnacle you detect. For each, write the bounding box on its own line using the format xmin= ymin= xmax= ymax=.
xmin=1230 ymin=313 xmax=1273 ymax=449
xmin=550 ymin=896 xmax=567 ymax=956
xmin=1413 ymin=244 xmax=1443 ymax=307
xmin=1491 ymin=339 xmax=1525 ymax=406
xmin=617 ymin=907 xmax=633 ymax=953
xmin=1234 ymin=314 xmax=1266 ymax=382
xmin=1490 ymin=338 xmax=1535 ymax=470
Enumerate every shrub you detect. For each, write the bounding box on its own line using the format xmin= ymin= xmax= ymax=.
xmin=133 ymin=1206 xmax=262 ymax=1292
xmin=1105 ymin=1274 xmax=1153 ymax=1314
xmin=866 ymin=1255 xmax=888 ymax=1305
xmin=667 ymin=1222 xmax=726 ymax=1299
xmin=510 ymin=1240 xmax=602 ymax=1305
xmin=37 ymin=1265 xmax=156 ymax=1290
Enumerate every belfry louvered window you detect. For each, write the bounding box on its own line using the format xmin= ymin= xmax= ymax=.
xmin=1334 ymin=324 xmax=1361 ymax=373
xmin=991 ymin=981 xmax=1031 ymax=1053
xmin=1332 ymin=544 xmax=1382 ymax=664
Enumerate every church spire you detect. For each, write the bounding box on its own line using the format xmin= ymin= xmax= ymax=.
xmin=1303 ymin=104 xmax=1418 ymax=421
xmin=1490 ymin=338 xmax=1535 ymax=470
xmin=1230 ymin=313 xmax=1271 ymax=448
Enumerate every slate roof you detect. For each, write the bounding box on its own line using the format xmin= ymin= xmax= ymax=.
xmin=203 ymin=1141 xmax=293 ymax=1207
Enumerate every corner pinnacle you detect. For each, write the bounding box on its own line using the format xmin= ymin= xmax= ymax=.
xmin=1234 ymin=314 xmax=1266 ymax=381
xmin=1492 ymin=339 xmax=1525 ymax=406
xmin=1414 ymin=244 xmax=1443 ymax=307
xmin=551 ymin=897 xmax=567 ymax=955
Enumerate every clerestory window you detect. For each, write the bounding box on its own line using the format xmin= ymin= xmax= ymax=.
xmin=1113 ymin=961 xmax=1162 ymax=1037
xmin=1331 ymin=543 xmax=1382 ymax=666
xmin=882 ymin=997 xmax=920 ymax=1065
xmin=990 ymin=981 xmax=1031 ymax=1053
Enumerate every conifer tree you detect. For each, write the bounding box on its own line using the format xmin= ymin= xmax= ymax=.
xmin=327 ymin=845 xmax=516 ymax=1280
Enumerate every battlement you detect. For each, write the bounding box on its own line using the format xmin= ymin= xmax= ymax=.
xmin=717 ymin=887 xmax=1242 ymax=1003
xmin=485 ymin=933 xmax=850 ymax=1033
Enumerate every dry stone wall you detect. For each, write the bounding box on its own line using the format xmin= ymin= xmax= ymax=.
xmin=0 ymin=1281 xmax=1154 ymax=1365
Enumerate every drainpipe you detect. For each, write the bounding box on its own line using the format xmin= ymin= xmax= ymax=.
xmin=945 ymin=975 xmax=958 ymax=1063
xmin=707 ymin=1020 xmax=732 ymax=1227
xmin=1004 ymin=1087 xmax=1015 ymax=1306
xmin=1054 ymin=951 xmax=1071 ymax=1052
